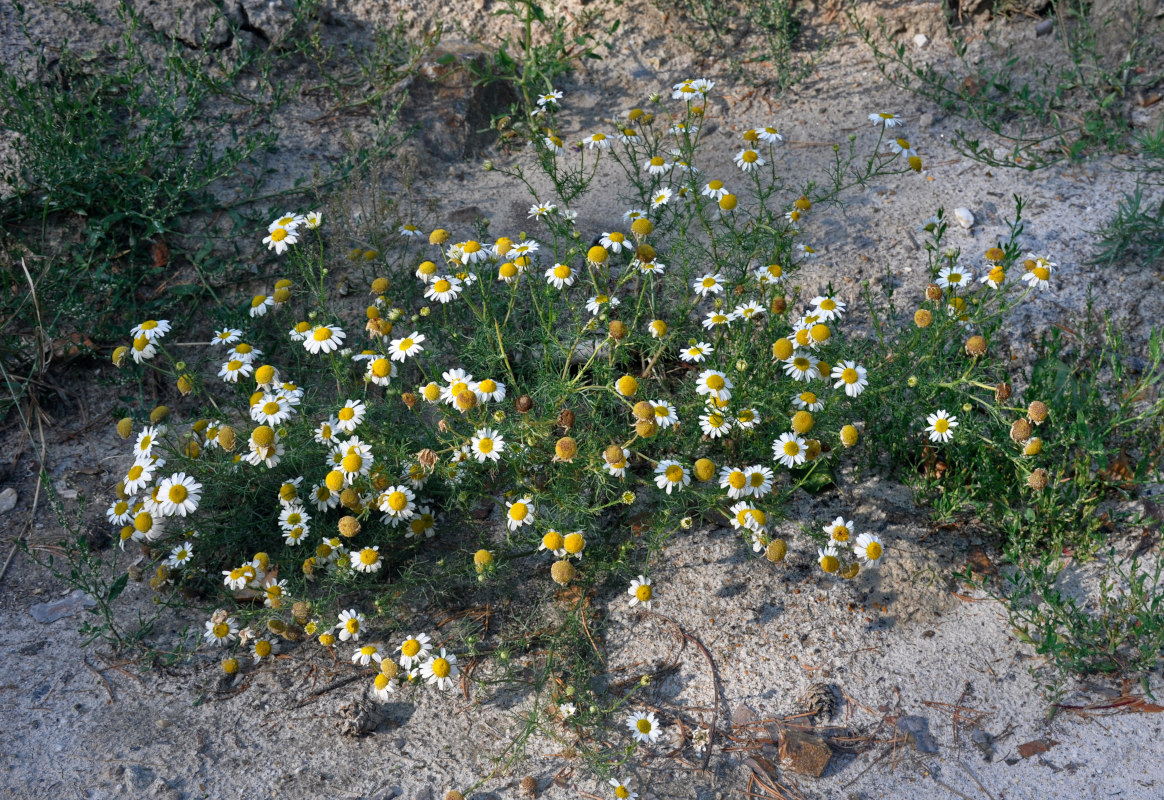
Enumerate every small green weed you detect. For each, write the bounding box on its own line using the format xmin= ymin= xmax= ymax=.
xmin=654 ymin=0 xmax=819 ymax=92
xmin=852 ymin=1 xmax=1162 ymax=170
xmin=1094 ymin=121 xmax=1164 ymax=266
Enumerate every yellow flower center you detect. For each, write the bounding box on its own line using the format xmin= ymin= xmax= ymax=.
xmin=842 ymin=368 xmax=859 ymax=384
xmin=543 ymin=532 xmax=564 ymax=551
xmin=434 ymin=279 xmax=452 ymax=293
xmin=134 ymin=512 xmax=153 ymax=532
xmin=708 ymin=413 xmax=724 ymax=428
xmin=127 ymin=465 xmax=144 ymax=480
xmin=749 ymin=472 xmax=766 ymax=487
xmin=709 ymin=180 xmax=723 ymax=190
xmin=637 ymin=718 xmax=652 ymax=733
xmin=563 ymin=533 xmax=584 ymax=554
xmin=865 ymin=542 xmax=883 ymax=560
xmin=477 ymin=437 xmax=494 ymax=453
xmin=463 ymin=240 xmax=481 ymax=253
xmin=509 ymin=502 xmax=528 ymax=521
xmin=664 ymin=465 xmax=684 ymax=482
xmin=793 ymin=358 xmax=810 ymax=371
xmin=213 ymin=623 xmax=229 ymax=638
xmin=553 ymin=264 xmax=571 ymax=279
xmin=783 ymin=441 xmax=801 ymax=456
xmin=313 ymin=327 xmax=332 ymax=342
xmin=833 ymin=526 xmax=850 ymax=541
xmin=742 ymin=150 xmax=758 ymax=163
xmin=387 ymin=491 xmax=408 ymax=511
xmin=360 ymin=548 xmax=378 ymax=565
xmin=270 ymin=228 xmax=287 ymax=242
xmin=615 ymin=787 xmax=630 ymax=800
xmin=338 ymin=407 xmax=355 ymax=421
xmin=820 ymin=556 xmax=839 ymax=573
xmin=431 ymin=657 xmax=451 ymax=678
xmin=1033 ymin=266 xmax=1050 ymax=281
xmin=934 ymin=419 xmax=950 ymax=433
xmin=346 ymin=619 xmax=360 ymax=634
xmin=167 ymin=485 xmax=188 ymax=504
xmin=255 ymin=640 xmax=272 ymax=657
xmin=706 ymin=375 xmax=725 ymax=390
xmin=729 ymin=472 xmax=746 ymax=489
xmin=635 ymin=585 xmax=653 ymax=602
xmin=342 ymin=454 xmax=363 ymax=473
xmin=402 ymin=639 xmax=421 ymax=657
xmin=650 ymin=156 xmax=664 ymax=166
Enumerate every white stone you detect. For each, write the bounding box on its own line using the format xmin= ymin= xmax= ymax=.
xmin=913 ymin=34 xmax=929 ymax=49
xmin=954 ymin=207 xmax=975 ymax=229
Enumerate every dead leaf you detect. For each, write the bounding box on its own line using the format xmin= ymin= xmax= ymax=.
xmin=966 ymin=547 xmax=997 ymax=576
xmin=1017 ymin=738 xmax=1058 ymax=758
xmin=152 ymin=239 xmax=170 ymax=268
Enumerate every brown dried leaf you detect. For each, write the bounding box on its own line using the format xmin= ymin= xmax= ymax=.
xmin=1017 ymin=738 xmax=1058 ymax=758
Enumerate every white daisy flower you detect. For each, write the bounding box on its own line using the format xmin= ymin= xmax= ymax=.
xmin=210 ymin=328 xmax=242 ymax=346
xmin=734 ymin=148 xmax=766 ymax=172
xmin=420 ymin=648 xmax=459 ymax=691
xmin=744 ymin=465 xmax=774 ymax=498
xmin=626 ymin=710 xmax=661 ymax=742
xmin=378 ymin=485 xmax=416 ymax=523
xmin=627 ymin=575 xmax=654 ymax=609
xmin=869 ymin=112 xmax=904 ymax=127
xmin=679 ymin=342 xmax=713 ymax=363
xmin=599 ymin=231 xmax=632 ymax=253
xmin=782 ymin=354 xmax=820 ymax=382
xmin=398 ymin=632 xmax=432 ymax=669
xmin=651 ymin=400 xmax=679 ymax=429
xmin=651 ymin=187 xmax=673 ymax=207
xmin=692 ymin=273 xmax=724 ymax=297
xmin=205 ymin=616 xmax=239 ymax=646
xmin=336 ymin=609 xmax=365 ymax=642
xmin=389 ymin=331 xmax=425 ymax=361
xmin=505 ymin=497 xmax=534 ymax=531
xmin=720 ymin=466 xmax=749 ymax=499
xmin=654 ymin=460 xmax=689 ymax=494
xmin=824 ymin=517 xmax=855 ymax=544
xmin=424 ymin=276 xmax=463 ymax=304
xmin=936 ymin=266 xmax=972 ymax=290
xmin=166 ymin=542 xmax=194 ymax=568
xmin=699 ymin=409 xmax=731 ymax=438
xmin=470 ymin=428 xmax=505 ymax=462
xmin=925 ymin=410 xmax=958 ymax=443
xmin=156 ymin=473 xmax=201 ymax=517
xmin=335 ymin=399 xmax=366 ymax=433
xmin=773 ymin=432 xmax=808 ymax=468
xmin=303 ymin=324 xmax=347 ymax=355
xmin=831 ymin=361 xmax=869 ymax=397
xmin=582 ymin=132 xmax=610 ymax=150
xmin=536 ymin=89 xmax=563 ymax=106
xmin=695 ymin=370 xmax=732 ymax=402
xmin=545 ymin=263 xmax=575 ymax=289
xmin=853 ymin=532 xmax=884 ymax=564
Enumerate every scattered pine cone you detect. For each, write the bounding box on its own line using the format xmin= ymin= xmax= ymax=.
xmin=798 ymin=682 xmax=836 ymax=721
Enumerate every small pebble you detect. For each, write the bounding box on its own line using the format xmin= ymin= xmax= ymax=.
xmin=0 ymin=487 xmax=16 ymax=514
xmin=913 ymin=34 xmax=928 ymax=49
xmin=954 ymin=207 xmax=975 ymax=229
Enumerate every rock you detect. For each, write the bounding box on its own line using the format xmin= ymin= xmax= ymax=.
xmin=1089 ymin=0 xmax=1145 ymax=70
xmin=970 ymin=727 xmax=995 ymax=761
xmin=148 ymin=777 xmax=181 ymax=800
xmin=1035 ymin=19 xmax=1054 ymax=37
xmin=238 ymin=0 xmax=298 ymax=46
xmin=0 ymin=487 xmax=16 ymax=514
xmin=896 ymin=715 xmax=939 ymax=753
xmin=913 ymin=33 xmax=928 ymax=49
xmin=132 ymin=0 xmax=231 ymax=49
xmin=918 ymin=112 xmax=935 ymax=129
xmin=953 ymin=207 xmax=975 ymax=229
xmin=398 ymin=44 xmax=519 ymax=166
xmin=29 ymin=589 xmax=97 ymax=624
xmin=778 ymin=729 xmax=833 ymax=777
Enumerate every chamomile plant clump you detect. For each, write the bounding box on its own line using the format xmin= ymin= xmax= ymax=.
xmin=100 ymin=79 xmax=1160 ymax=783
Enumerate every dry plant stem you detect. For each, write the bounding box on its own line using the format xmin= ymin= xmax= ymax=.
xmin=0 ymin=402 xmax=46 ymax=584
xmin=83 ymin=656 xmax=116 ymax=703
xmin=291 ymin=673 xmax=365 ymax=708
xmin=643 ymin=611 xmax=721 ymax=770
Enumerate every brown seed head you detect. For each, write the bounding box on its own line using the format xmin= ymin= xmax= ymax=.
xmin=914 ymin=309 xmax=933 ymax=328
xmin=1028 ymin=468 xmax=1049 ymax=490
xmin=608 ymin=320 xmax=628 ymax=340
xmin=217 ymin=425 xmax=237 ymax=451
xmin=558 ymin=408 xmax=576 ymax=429
xmin=418 ymin=448 xmax=438 ymax=469
xmin=338 ymin=515 xmax=361 ymax=538
xmin=965 ymin=335 xmax=987 ymax=356
xmin=1027 ymin=400 xmax=1048 ymax=424
xmin=604 ymin=444 xmax=625 ymax=465
xmin=633 ymin=400 xmax=654 ymax=420
xmin=1010 ymin=418 xmax=1032 ymax=444
xmin=766 ymin=539 xmax=788 ymax=563
xmin=446 ymin=793 xmax=465 ymax=800
xmin=995 ymin=382 xmax=1012 ymax=402
xmin=340 ymin=488 xmax=361 ymax=511
xmin=456 ymin=389 xmax=477 ymax=411
xmin=521 ymin=776 xmax=538 ymax=797
xmin=402 ymin=392 xmax=417 ymax=409
xmin=771 ymin=296 xmax=787 ymax=314
xmin=925 ymin=283 xmax=943 ymax=301
xmin=516 ymin=395 xmax=534 ymax=413
xmin=291 ymin=601 xmax=311 ymax=624
xmin=635 ymin=419 xmax=658 ymax=438
xmin=437 ymin=419 xmax=451 ymax=433
xmin=635 ymin=243 xmax=656 ymax=263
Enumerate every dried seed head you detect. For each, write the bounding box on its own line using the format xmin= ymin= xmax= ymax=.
xmin=340 ymin=488 xmax=361 ymax=511
xmin=633 ymin=400 xmax=655 ymax=420
xmin=266 ymin=618 xmax=287 ymax=635
xmin=217 ymin=425 xmax=237 ymax=451
xmin=401 ymin=392 xmax=417 ymax=409
xmin=925 ymin=283 xmax=943 ymax=301
xmin=1027 ymin=400 xmax=1049 ymax=424
xmin=371 ymin=277 xmax=390 ymax=295
xmin=635 ymin=419 xmax=658 ymax=438
xmin=417 ymin=448 xmax=438 ymax=469
xmin=116 ymin=417 xmax=133 ymax=439
xmin=521 ymin=776 xmax=538 ymax=797
xmin=291 ymin=601 xmax=311 ymax=624
xmin=965 ymin=335 xmax=987 ymax=356
xmin=176 ymin=374 xmax=194 ymax=395
xmin=338 ymin=515 xmax=361 ymax=538
xmin=604 ymin=444 xmax=625 ymax=465
xmin=771 ymin=296 xmax=787 ymax=314
xmin=551 ymin=559 xmax=576 ymax=585
xmin=914 ymin=308 xmax=933 ymax=328
xmin=1010 ymin=418 xmax=1033 ymax=444
xmin=635 ymin=243 xmax=656 ymax=263
xmin=515 ymin=395 xmax=534 ymax=413
xmin=558 ymin=409 xmax=576 ymax=429
xmin=381 ymin=660 xmax=399 ymax=680
xmin=608 ymin=320 xmax=628 ymax=340
xmin=456 ymin=389 xmax=477 ymax=411
xmin=1028 ymin=468 xmax=1049 ymax=490
xmin=437 ymin=419 xmax=451 ymax=433
xmin=805 ymin=439 xmax=822 ymax=461
xmin=1024 ymin=437 xmax=1043 ymax=456
xmin=446 ymin=793 xmax=465 ymax=800
xmin=766 ymin=539 xmax=787 ymax=563
xmin=995 ymin=382 xmax=1012 ymax=402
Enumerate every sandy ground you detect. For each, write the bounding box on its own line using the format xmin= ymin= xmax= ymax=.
xmin=2 ymin=0 xmax=1163 ymax=798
